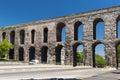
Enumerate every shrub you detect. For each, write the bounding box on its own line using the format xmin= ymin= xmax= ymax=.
xmin=95 ymin=54 xmax=106 ymax=68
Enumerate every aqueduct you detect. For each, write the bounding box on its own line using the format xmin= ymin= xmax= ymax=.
xmin=1 ymin=6 xmax=120 ymax=68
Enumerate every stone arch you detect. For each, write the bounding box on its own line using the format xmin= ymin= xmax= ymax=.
xmin=43 ymin=28 xmax=48 ymax=43
xmin=31 ymin=29 xmax=35 ymax=44
xmin=29 ymin=47 xmax=35 ymax=61
xmin=92 ymin=42 xmax=106 ymax=67
xmin=19 ymin=47 xmax=24 ymax=61
xmin=116 ymin=15 xmax=120 ymax=38
xmin=2 ymin=32 xmax=6 ymax=40
xmin=56 ymin=22 xmax=66 ymax=42
xmin=72 ymin=42 xmax=84 ymax=67
xmin=55 ymin=45 xmax=65 ymax=65
xmin=10 ymin=31 xmax=15 ymax=44
xmin=9 ymin=49 xmax=14 ymax=59
xmin=20 ymin=30 xmax=25 ymax=44
xmin=74 ymin=21 xmax=83 ymax=40
xmin=93 ymin=18 xmax=104 ymax=40
xmin=41 ymin=46 xmax=48 ymax=64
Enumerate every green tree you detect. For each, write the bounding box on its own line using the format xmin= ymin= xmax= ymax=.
xmin=117 ymin=45 xmax=120 ymax=64
xmin=0 ymin=39 xmax=13 ymax=58
xmin=95 ymin=54 xmax=105 ymax=68
xmin=76 ymin=51 xmax=83 ymax=65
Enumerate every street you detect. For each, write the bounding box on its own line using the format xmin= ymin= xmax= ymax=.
xmin=0 ymin=64 xmax=117 ymax=80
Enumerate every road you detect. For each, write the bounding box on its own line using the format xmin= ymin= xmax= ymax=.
xmin=0 ymin=64 xmax=117 ymax=80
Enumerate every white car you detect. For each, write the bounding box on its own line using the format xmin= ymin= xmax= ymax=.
xmin=29 ymin=59 xmax=39 ymax=65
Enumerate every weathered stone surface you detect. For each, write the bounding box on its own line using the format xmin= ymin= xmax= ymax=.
xmin=0 ymin=6 xmax=120 ymax=68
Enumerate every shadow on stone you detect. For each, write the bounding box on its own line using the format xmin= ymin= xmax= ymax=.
xmin=112 ymin=72 xmax=120 ymax=74
xmin=21 ymin=78 xmax=80 ymax=80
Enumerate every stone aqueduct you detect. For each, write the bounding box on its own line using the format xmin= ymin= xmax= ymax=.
xmin=1 ymin=6 xmax=120 ymax=68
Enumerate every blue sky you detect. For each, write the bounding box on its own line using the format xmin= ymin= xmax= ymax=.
xmin=0 ymin=0 xmax=120 ymax=56
xmin=0 ymin=0 xmax=120 ymax=27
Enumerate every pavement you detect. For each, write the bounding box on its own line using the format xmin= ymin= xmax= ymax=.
xmin=82 ymin=69 xmax=120 ymax=80
xmin=0 ymin=62 xmax=119 ymax=80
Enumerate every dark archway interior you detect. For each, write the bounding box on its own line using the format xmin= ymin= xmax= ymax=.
xmin=55 ymin=45 xmax=63 ymax=65
xmin=74 ymin=21 xmax=82 ymax=40
xmin=56 ymin=22 xmax=65 ymax=42
xmin=43 ymin=28 xmax=48 ymax=43
xmin=10 ymin=31 xmax=15 ymax=44
xmin=9 ymin=49 xmax=14 ymax=59
xmin=20 ymin=30 xmax=25 ymax=44
xmin=41 ymin=46 xmax=48 ymax=63
xmin=2 ymin=32 xmax=6 ymax=40
xmin=19 ymin=47 xmax=24 ymax=61
xmin=31 ymin=30 xmax=35 ymax=44
xmin=29 ymin=47 xmax=35 ymax=61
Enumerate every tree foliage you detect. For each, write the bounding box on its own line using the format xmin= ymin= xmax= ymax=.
xmin=0 ymin=39 xmax=13 ymax=58
xmin=117 ymin=45 xmax=120 ymax=63
xmin=95 ymin=54 xmax=105 ymax=68
xmin=76 ymin=51 xmax=83 ymax=65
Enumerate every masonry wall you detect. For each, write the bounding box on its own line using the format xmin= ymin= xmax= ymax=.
xmin=1 ymin=6 xmax=120 ymax=68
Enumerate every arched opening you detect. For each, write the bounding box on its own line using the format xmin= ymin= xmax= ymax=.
xmin=55 ymin=45 xmax=65 ymax=65
xmin=10 ymin=31 xmax=15 ymax=44
xmin=56 ymin=22 xmax=66 ymax=42
xmin=116 ymin=16 xmax=120 ymax=38
xmin=20 ymin=30 xmax=25 ymax=44
xmin=116 ymin=43 xmax=120 ymax=69
xmin=29 ymin=47 xmax=35 ymax=61
xmin=41 ymin=46 xmax=48 ymax=64
xmin=2 ymin=32 xmax=6 ymax=40
xmin=93 ymin=43 xmax=106 ymax=68
xmin=74 ymin=21 xmax=83 ymax=40
xmin=9 ymin=49 xmax=14 ymax=59
xmin=93 ymin=18 xmax=104 ymax=40
xmin=73 ymin=43 xmax=84 ymax=67
xmin=31 ymin=30 xmax=35 ymax=44
xmin=43 ymin=28 xmax=48 ymax=43
xmin=19 ymin=47 xmax=24 ymax=61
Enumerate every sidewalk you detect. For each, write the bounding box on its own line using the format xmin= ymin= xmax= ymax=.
xmin=0 ymin=64 xmax=92 ymax=74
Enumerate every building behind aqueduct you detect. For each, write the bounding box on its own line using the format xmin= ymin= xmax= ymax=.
xmin=1 ymin=6 xmax=120 ymax=68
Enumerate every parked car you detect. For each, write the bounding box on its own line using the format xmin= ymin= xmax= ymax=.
xmin=29 ymin=59 xmax=39 ymax=65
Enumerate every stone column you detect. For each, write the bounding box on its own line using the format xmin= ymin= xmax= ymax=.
xmin=104 ymin=14 xmax=117 ymax=67
xmin=14 ymin=29 xmax=19 ymax=61
xmin=65 ymin=22 xmax=74 ymax=65
xmin=83 ymin=18 xmax=94 ymax=66
xmin=24 ymin=28 xmax=31 ymax=62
